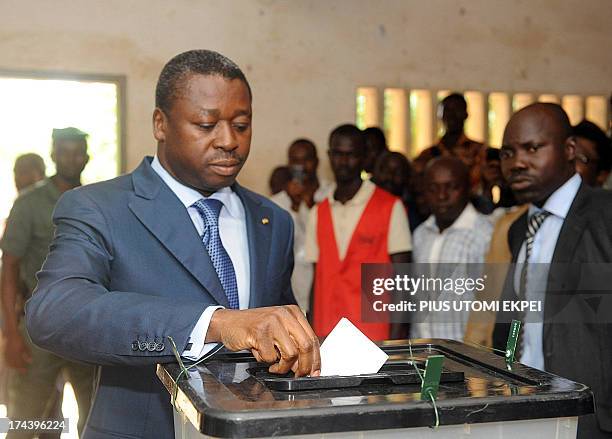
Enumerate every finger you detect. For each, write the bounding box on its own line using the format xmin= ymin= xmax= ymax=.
xmin=252 ymin=349 xmax=264 ymax=363
xmin=285 ymin=306 xmax=321 ymax=376
xmin=269 ymin=356 xmax=295 ymax=375
xmin=268 ymin=324 xmax=299 ymax=375
xmin=254 ymin=337 xmax=281 ymax=365
xmin=279 ymin=306 xmax=319 ymax=377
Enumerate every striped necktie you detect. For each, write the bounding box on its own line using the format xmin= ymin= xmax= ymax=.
xmin=192 ymin=198 xmax=239 ymax=309
xmin=517 ymin=210 xmax=550 ymax=357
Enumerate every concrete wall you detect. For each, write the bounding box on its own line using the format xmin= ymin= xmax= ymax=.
xmin=1 ymin=0 xmax=610 ymax=193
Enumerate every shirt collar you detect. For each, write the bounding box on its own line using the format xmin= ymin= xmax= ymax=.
xmin=43 ymin=178 xmax=62 ymax=201
xmin=423 ymin=202 xmax=479 ymax=234
xmin=529 ymin=173 xmax=581 ymax=220
xmin=327 ymin=179 xmax=376 ymax=206
xmin=151 ymin=155 xmax=242 ymax=218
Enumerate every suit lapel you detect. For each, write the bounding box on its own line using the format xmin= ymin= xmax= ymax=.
xmin=510 ymin=183 xmax=590 ymax=265
xmin=127 ymin=158 xmax=229 ymax=307
xmin=509 ymin=212 xmax=528 ymax=261
xmin=543 ymin=183 xmax=589 ymax=345
xmin=551 ymin=183 xmax=590 ymax=264
xmin=233 ymin=183 xmax=273 ymax=309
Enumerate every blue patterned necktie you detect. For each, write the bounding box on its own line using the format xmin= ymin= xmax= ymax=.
xmin=192 ymin=198 xmax=239 ymax=309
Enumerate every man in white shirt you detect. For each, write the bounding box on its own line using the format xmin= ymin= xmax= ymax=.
xmin=25 ymin=50 xmax=320 ymax=439
xmin=412 ymin=156 xmax=493 ymax=341
xmin=305 ymin=124 xmax=412 ymax=341
xmin=271 ymin=139 xmax=331 ymax=313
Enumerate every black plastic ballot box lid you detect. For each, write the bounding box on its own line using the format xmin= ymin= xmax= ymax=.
xmin=157 ymin=339 xmax=594 ymax=438
xmin=246 ymin=361 xmax=464 ymax=391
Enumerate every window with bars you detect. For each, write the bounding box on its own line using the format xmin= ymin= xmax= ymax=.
xmin=356 ymin=88 xmax=609 ymax=158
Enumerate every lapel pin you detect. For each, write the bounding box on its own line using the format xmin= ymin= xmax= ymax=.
xmin=261 ymin=217 xmax=269 ymax=225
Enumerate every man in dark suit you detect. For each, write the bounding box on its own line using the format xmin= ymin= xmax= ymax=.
xmin=25 ymin=50 xmax=320 ymax=439
xmin=493 ymin=103 xmax=612 ymax=438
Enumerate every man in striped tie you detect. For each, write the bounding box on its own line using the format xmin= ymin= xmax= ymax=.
xmin=494 ymin=102 xmax=612 ymax=439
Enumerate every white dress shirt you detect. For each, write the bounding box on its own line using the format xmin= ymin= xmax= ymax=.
xmin=269 ymin=180 xmax=332 ymax=311
xmin=151 ymin=156 xmax=250 ymax=360
xmin=515 ymin=173 xmax=581 ymax=370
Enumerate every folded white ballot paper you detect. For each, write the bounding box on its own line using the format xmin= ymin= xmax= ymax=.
xmin=319 ymin=317 xmax=389 ymax=376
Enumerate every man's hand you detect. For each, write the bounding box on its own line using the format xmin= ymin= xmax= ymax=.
xmin=207 ymin=305 xmax=321 ymax=377
xmin=4 ymin=332 xmax=31 ymax=373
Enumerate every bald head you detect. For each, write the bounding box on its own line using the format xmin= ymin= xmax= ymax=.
xmin=505 ymin=103 xmax=572 ymax=147
xmin=500 ymin=103 xmax=576 ymax=206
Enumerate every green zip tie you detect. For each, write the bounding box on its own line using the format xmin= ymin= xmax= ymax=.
xmin=166 ymin=335 xmax=223 ymax=406
xmin=408 ymin=340 xmax=440 ymax=429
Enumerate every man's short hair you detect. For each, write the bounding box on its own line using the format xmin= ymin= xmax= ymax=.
xmin=425 ymin=156 xmax=470 ymax=190
xmin=573 ymin=119 xmax=612 ymax=172
xmin=329 ymin=124 xmax=364 ymax=150
xmin=289 ymin=138 xmax=317 ymax=156
xmin=442 ymin=93 xmax=467 ymax=111
xmin=14 ymin=153 xmax=46 ymax=175
xmin=363 ymin=127 xmax=387 ymax=148
xmin=374 ymin=151 xmax=411 ymax=178
xmin=155 ymin=49 xmax=251 ymax=113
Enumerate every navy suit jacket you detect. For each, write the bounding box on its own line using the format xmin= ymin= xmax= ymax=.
xmin=25 ymin=157 xmax=296 ymax=439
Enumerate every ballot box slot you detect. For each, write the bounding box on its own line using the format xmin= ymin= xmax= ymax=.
xmin=434 ymin=348 xmax=542 ymax=386
xmin=247 ymin=361 xmax=465 ymax=392
xmin=387 ymin=346 xmax=542 ymax=386
xmin=207 ymin=345 xmax=552 ymax=387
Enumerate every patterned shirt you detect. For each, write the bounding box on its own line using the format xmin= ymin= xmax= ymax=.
xmin=411 ymin=203 xmax=493 ymax=341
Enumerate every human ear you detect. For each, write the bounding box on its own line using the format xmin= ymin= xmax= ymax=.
xmin=152 ymin=108 xmax=167 ymax=143
xmin=564 ymin=136 xmax=577 ymax=162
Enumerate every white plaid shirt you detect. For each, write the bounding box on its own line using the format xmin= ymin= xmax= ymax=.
xmin=411 ymin=203 xmax=493 ymax=341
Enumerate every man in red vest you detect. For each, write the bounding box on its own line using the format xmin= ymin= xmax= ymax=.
xmin=305 ymin=124 xmax=412 ymax=340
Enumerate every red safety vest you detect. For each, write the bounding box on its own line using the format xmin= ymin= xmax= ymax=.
xmin=313 ymin=187 xmax=396 ymax=340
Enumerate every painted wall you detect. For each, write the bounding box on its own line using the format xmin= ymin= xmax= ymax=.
xmin=1 ymin=0 xmax=610 ymax=193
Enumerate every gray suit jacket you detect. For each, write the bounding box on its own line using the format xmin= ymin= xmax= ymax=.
xmin=494 ymin=183 xmax=612 ymax=438
xmin=25 ymin=157 xmax=296 ymax=439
